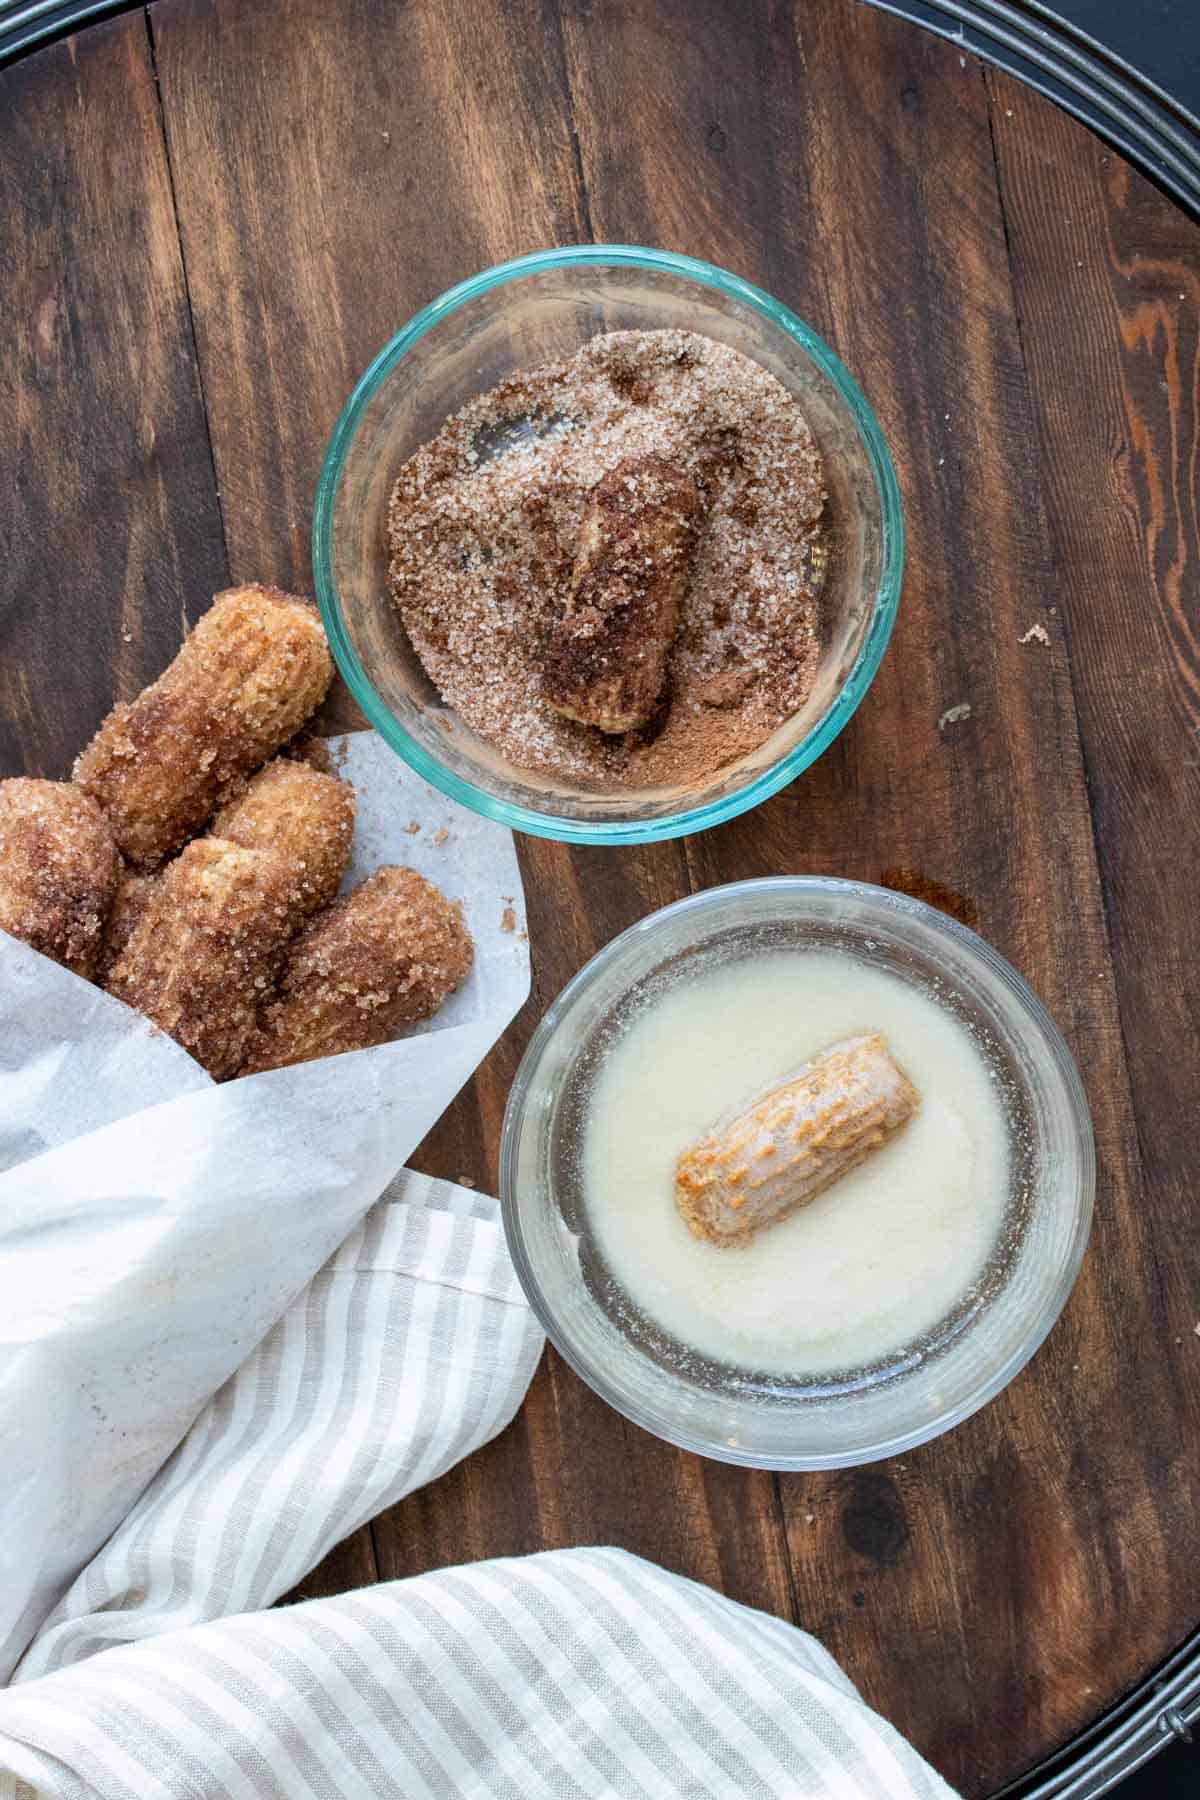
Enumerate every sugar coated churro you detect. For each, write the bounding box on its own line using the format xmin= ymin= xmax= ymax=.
xmin=0 ymin=778 xmax=120 ymax=978
xmin=542 ymin=454 xmax=702 ymax=734
xmin=105 ymin=837 xmax=305 ymax=1079
xmin=213 ymin=758 xmax=355 ymax=917
xmin=241 ymin=866 xmax=473 ymax=1074
xmin=95 ymin=867 xmax=158 ymax=983
xmin=75 ymin=585 xmax=333 ymax=867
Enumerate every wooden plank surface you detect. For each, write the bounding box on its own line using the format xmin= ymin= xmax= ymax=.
xmin=988 ymin=61 xmax=1200 ymax=1700
xmin=0 ymin=10 xmax=227 ymax=773
xmin=2 ymin=0 xmax=1199 ymax=1792
xmin=553 ymin=9 xmax=1156 ymax=1782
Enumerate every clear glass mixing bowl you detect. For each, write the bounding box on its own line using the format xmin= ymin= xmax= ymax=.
xmin=500 ymin=878 xmax=1094 ymax=1468
xmin=312 ymin=246 xmax=903 ymax=844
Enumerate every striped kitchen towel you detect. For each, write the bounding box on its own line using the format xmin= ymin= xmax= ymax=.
xmin=10 ymin=1171 xmax=541 ymax=1683
xmin=0 ymin=1549 xmax=957 ymax=1800
xmin=0 ymin=1171 xmax=958 ymax=1799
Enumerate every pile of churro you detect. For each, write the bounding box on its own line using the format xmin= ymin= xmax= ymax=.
xmin=0 ymin=584 xmax=472 ymax=1079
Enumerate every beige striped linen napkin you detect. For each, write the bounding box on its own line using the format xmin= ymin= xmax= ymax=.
xmin=0 ymin=1164 xmax=958 ymax=1800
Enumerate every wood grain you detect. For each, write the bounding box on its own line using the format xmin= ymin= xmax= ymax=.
xmin=145 ymin=0 xmax=724 ymax=1651
xmin=4 ymin=0 xmax=1200 ymax=1792
xmin=558 ymin=5 xmax=1152 ymax=1787
xmin=988 ymin=52 xmax=1200 ymax=1718
xmin=0 ymin=12 xmax=227 ymax=776
xmin=148 ymin=0 xmax=588 ymax=603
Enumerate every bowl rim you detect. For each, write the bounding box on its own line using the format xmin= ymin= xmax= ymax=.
xmin=312 ymin=244 xmax=905 ymax=845
xmin=499 ymin=875 xmax=1096 ymax=1469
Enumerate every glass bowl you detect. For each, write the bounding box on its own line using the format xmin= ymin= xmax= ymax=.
xmin=500 ymin=877 xmax=1094 ymax=1469
xmin=313 ymin=246 xmax=903 ymax=844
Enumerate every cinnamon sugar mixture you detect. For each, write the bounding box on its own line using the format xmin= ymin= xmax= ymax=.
xmin=387 ymin=329 xmax=827 ymax=788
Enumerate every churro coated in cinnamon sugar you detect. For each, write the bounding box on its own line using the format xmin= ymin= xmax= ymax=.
xmin=96 ymin=868 xmax=159 ymax=983
xmin=0 ymin=778 xmax=120 ymax=979
xmin=14 ymin=580 xmax=473 ymax=1081
xmin=105 ymin=837 xmax=306 ymax=1081
xmin=75 ymin=585 xmax=333 ymax=867
xmin=241 ymin=866 xmax=473 ymax=1074
xmin=213 ymin=758 xmax=355 ymax=917
xmin=543 ymin=454 xmax=703 ymax=734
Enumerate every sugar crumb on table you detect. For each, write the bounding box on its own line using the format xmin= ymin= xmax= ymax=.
xmin=1018 ymin=622 xmax=1050 ymax=646
xmin=938 ymin=702 xmax=972 ymax=731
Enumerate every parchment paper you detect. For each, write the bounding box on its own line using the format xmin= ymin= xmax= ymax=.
xmin=0 ymin=732 xmax=529 ymax=1679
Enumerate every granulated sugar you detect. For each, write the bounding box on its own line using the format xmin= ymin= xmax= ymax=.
xmin=387 ymin=329 xmax=827 ymax=789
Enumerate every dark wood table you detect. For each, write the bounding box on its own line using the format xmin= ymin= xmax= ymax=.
xmin=3 ymin=1 xmax=1198 ymax=1792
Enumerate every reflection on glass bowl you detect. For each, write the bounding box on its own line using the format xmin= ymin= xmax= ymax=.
xmin=501 ymin=877 xmax=1094 ymax=1469
xmin=313 ymin=246 xmax=903 ymax=844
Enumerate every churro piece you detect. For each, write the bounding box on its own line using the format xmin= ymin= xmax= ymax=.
xmin=213 ymin=759 xmax=355 ymax=916
xmin=106 ymin=837 xmax=303 ymax=1080
xmin=75 ymin=585 xmax=333 ymax=866
xmin=542 ymin=455 xmax=702 ymax=733
xmin=0 ymin=779 xmax=120 ymax=978
xmin=240 ymin=866 xmax=472 ymax=1074
xmin=675 ymin=1033 xmax=919 ymax=1246
xmin=96 ymin=867 xmax=159 ymax=983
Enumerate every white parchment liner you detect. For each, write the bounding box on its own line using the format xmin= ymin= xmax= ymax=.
xmin=0 ymin=732 xmax=529 ymax=1677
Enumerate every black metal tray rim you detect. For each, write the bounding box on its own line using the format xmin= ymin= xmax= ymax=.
xmin=1 ymin=0 xmax=1197 ymax=1795
xmin=2 ymin=0 xmax=1199 ymax=223
xmin=1001 ymin=1626 xmax=1199 ymax=1797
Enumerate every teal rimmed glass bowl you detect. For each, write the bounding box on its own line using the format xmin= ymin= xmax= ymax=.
xmin=313 ymin=246 xmax=903 ymax=844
